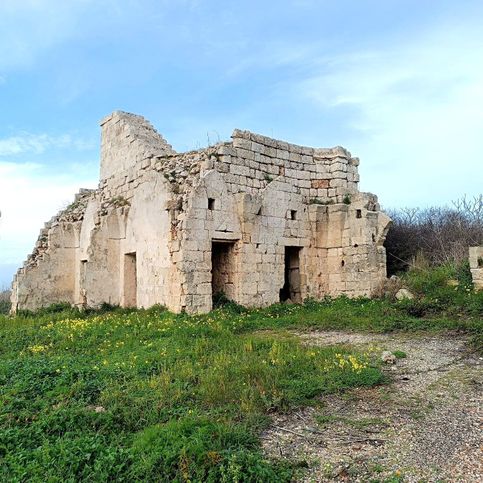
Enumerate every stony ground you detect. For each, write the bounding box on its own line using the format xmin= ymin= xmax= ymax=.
xmin=261 ymin=331 xmax=482 ymax=482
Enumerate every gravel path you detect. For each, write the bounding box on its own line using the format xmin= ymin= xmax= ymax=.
xmin=261 ymin=332 xmax=482 ymax=482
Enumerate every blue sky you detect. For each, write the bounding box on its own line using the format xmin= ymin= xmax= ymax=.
xmin=1 ymin=0 xmax=482 ymax=287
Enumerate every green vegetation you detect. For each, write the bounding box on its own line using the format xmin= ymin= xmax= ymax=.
xmin=0 ymin=299 xmax=10 ymax=315
xmin=343 ymin=194 xmax=351 ymax=204
xmin=309 ymin=198 xmax=334 ymax=205
xmin=392 ymin=350 xmax=407 ymax=359
xmin=0 ymin=305 xmax=382 ymax=482
xmin=0 ymin=290 xmax=10 ymax=315
xmin=108 ymin=196 xmax=130 ymax=208
xmin=0 ymin=265 xmax=481 ymax=481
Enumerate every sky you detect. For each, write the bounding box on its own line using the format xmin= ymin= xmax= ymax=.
xmin=0 ymin=0 xmax=482 ymax=287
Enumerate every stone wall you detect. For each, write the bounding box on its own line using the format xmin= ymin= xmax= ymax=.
xmin=174 ymin=130 xmax=390 ymax=312
xmin=100 ymin=111 xmax=175 ymax=180
xmin=469 ymin=246 xmax=483 ymax=291
xmin=11 ymin=111 xmax=391 ymax=314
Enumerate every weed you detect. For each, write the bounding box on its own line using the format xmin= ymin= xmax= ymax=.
xmin=309 ymin=198 xmax=334 ymax=205
xmin=212 ymin=292 xmax=246 ymax=313
xmin=109 ymin=196 xmax=130 ymax=207
xmin=315 ymin=414 xmax=339 ymax=427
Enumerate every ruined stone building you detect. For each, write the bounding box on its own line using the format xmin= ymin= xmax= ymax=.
xmin=11 ymin=111 xmax=391 ymax=313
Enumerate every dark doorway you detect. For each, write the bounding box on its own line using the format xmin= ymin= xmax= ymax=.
xmin=212 ymin=241 xmax=236 ymax=302
xmin=280 ymin=246 xmax=302 ymax=303
xmin=124 ymin=252 xmax=137 ymax=307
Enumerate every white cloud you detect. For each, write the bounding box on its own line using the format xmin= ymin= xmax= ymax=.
xmin=296 ymin=18 xmax=483 ymax=207
xmin=0 ymin=161 xmax=97 ymax=268
xmin=0 ymin=133 xmax=94 ymax=156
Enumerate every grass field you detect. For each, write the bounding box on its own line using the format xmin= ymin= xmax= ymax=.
xmin=0 ymin=265 xmax=481 ymax=481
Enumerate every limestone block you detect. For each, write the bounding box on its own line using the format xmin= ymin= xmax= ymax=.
xmin=395 ymin=288 xmax=415 ymax=300
xmin=295 ymin=179 xmax=310 ymax=189
xmin=311 ymin=179 xmax=330 ymax=189
xmin=276 ymin=149 xmax=290 ymax=160
xmin=258 ymin=154 xmax=271 ymax=165
xmin=231 ymin=164 xmax=251 ymax=177
xmin=471 ymin=269 xmax=483 ymax=290
xmin=262 ymin=165 xmax=276 ymax=176
xmin=260 ymin=146 xmax=275 ymax=158
xmin=297 ymin=170 xmax=311 ymax=180
xmin=331 ymin=171 xmax=346 ymax=180
xmin=330 ymin=179 xmax=347 ymax=188
xmin=288 ymin=143 xmax=303 ymax=154
xmin=300 ymin=188 xmax=310 ymax=197
xmin=251 ymin=142 xmax=264 ymax=153
xmin=232 ymin=137 xmax=252 ymax=150
xmin=218 ymin=145 xmax=237 ymax=156
xmin=469 ymin=247 xmax=483 ymax=290
xmin=289 ymin=152 xmax=302 ymax=162
xmin=236 ymin=148 xmax=255 ymax=160
xmin=469 ymin=246 xmax=483 ymax=269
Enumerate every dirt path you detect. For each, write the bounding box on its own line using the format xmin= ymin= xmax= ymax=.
xmin=261 ymin=332 xmax=482 ymax=482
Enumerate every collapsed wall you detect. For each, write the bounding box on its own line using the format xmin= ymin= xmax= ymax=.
xmin=11 ymin=111 xmax=391 ymax=314
xmin=11 ymin=189 xmax=96 ymax=311
xmin=12 ymin=112 xmax=179 ymax=312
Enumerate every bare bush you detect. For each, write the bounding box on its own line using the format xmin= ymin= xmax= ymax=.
xmin=372 ymin=275 xmax=403 ymax=299
xmin=385 ymin=195 xmax=483 ymax=275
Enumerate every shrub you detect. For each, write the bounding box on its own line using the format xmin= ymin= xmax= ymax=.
xmin=385 ymin=195 xmax=482 ymax=275
xmin=343 ymin=194 xmax=351 ymax=205
xmin=0 ymin=289 xmax=11 ymax=314
xmin=396 ymin=262 xmax=483 ymax=318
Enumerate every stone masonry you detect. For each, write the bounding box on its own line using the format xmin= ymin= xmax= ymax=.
xmin=469 ymin=246 xmax=483 ymax=291
xmin=11 ymin=111 xmax=391 ymax=314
